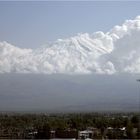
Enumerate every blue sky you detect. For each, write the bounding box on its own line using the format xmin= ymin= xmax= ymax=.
xmin=0 ymin=1 xmax=140 ymax=48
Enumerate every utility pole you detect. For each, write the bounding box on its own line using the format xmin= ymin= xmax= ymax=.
xmin=136 ymin=79 xmax=140 ymax=138
xmin=136 ymin=79 xmax=140 ymax=110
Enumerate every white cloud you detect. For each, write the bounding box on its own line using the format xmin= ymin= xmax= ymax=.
xmin=0 ymin=16 xmax=140 ymax=74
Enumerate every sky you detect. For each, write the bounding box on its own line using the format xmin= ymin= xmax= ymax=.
xmin=0 ymin=1 xmax=140 ymax=111
xmin=0 ymin=1 xmax=140 ymax=48
xmin=0 ymin=1 xmax=140 ymax=74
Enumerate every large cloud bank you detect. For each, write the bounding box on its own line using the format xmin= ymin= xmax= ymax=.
xmin=1 ymin=16 xmax=140 ymax=74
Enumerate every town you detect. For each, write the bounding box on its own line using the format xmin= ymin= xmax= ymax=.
xmin=0 ymin=112 xmax=139 ymax=139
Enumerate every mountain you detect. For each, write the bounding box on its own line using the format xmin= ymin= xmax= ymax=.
xmin=0 ymin=16 xmax=140 ymax=74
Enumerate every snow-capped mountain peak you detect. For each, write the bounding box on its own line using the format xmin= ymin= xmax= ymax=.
xmin=0 ymin=16 xmax=140 ymax=74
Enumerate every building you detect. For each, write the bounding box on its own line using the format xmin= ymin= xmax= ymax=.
xmin=79 ymin=130 xmax=93 ymax=139
xmin=55 ymin=130 xmax=78 ymax=139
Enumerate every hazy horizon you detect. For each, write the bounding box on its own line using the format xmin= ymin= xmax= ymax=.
xmin=0 ymin=73 xmax=139 ymax=112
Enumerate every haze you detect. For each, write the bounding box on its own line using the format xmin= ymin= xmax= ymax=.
xmin=0 ymin=74 xmax=139 ymax=112
xmin=0 ymin=1 xmax=140 ymax=112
